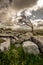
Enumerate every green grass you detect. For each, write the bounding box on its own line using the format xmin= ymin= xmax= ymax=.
xmin=0 ymin=44 xmax=43 ymax=65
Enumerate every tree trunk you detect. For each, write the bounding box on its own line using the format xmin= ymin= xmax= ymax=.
xmin=32 ymin=26 xmax=34 ymax=34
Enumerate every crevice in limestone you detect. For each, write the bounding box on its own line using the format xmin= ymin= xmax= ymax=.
xmin=30 ymin=37 xmax=43 ymax=54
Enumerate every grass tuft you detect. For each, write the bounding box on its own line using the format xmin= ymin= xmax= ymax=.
xmin=0 ymin=44 xmax=43 ymax=65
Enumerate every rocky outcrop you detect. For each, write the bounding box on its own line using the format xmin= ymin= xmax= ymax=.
xmin=11 ymin=32 xmax=32 ymax=44
xmin=0 ymin=32 xmax=43 ymax=55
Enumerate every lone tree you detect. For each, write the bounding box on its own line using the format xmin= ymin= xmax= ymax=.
xmin=17 ymin=10 xmax=34 ymax=33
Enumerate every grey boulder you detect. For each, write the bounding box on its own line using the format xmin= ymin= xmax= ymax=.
xmin=22 ymin=41 xmax=40 ymax=55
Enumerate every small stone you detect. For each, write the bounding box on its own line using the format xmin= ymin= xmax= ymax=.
xmin=11 ymin=39 xmax=16 ymax=44
xmin=15 ymin=44 xmax=21 ymax=48
xmin=0 ymin=46 xmax=4 ymax=52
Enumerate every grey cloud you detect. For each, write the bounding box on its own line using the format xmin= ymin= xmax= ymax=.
xmin=0 ymin=0 xmax=37 ymax=10
xmin=30 ymin=8 xmax=43 ymax=20
xmin=0 ymin=0 xmax=9 ymax=9
xmin=12 ymin=0 xmax=37 ymax=9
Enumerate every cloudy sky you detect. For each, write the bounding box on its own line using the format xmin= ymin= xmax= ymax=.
xmin=0 ymin=0 xmax=43 ymax=10
xmin=13 ymin=0 xmax=43 ymax=23
xmin=8 ymin=0 xmax=43 ymax=19
xmin=0 ymin=0 xmax=43 ymax=24
xmin=28 ymin=0 xmax=43 ymax=22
